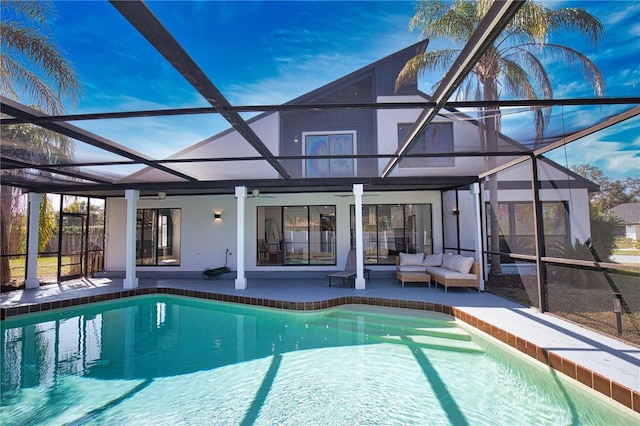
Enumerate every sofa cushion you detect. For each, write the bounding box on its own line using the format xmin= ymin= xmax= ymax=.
xmin=398 ymin=265 xmax=427 ymax=273
xmin=441 ymin=253 xmax=456 ymax=269
xmin=452 ymin=256 xmax=474 ymax=274
xmin=422 ymin=253 xmax=443 ymax=267
xmin=425 ymin=266 xmax=475 ymax=280
xmin=399 ymin=252 xmax=424 ymax=266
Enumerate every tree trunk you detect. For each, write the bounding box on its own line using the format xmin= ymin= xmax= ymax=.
xmin=483 ymin=77 xmax=502 ymax=276
xmin=1 ymin=186 xmax=14 ymax=285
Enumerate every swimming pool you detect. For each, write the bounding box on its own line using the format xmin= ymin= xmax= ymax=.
xmin=1 ymin=295 xmax=637 ymax=425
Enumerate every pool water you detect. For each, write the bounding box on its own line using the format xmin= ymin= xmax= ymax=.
xmin=1 ymin=295 xmax=637 ymax=425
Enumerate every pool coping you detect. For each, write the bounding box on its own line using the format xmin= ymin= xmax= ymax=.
xmin=1 ymin=285 xmax=638 ymax=415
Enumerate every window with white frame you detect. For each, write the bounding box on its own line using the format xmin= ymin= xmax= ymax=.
xmin=304 ymin=132 xmax=355 ymax=177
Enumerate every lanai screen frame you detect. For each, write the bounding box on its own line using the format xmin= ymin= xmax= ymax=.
xmin=2 ymin=0 xmax=639 ymax=309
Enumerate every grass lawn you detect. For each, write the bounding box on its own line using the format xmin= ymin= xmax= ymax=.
xmin=10 ymin=255 xmax=62 ymax=275
xmin=4 ymin=256 xmax=71 ymax=291
xmin=613 ymin=249 xmax=640 ymax=256
xmin=488 ymin=269 xmax=640 ymax=347
xmin=614 ymin=238 xmax=640 ymax=256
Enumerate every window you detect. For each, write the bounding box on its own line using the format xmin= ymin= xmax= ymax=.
xmin=486 ymin=201 xmax=569 ymax=260
xmin=257 ymin=205 xmax=336 ymax=265
xmin=398 ymin=122 xmax=454 ymax=167
xmin=351 ymin=204 xmax=433 ymax=265
xmin=136 ymin=208 xmax=181 ymax=266
xmin=304 ymin=132 xmax=355 ymax=177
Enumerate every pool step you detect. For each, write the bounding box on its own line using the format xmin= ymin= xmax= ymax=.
xmin=326 ymin=313 xmax=470 ymax=342
xmin=373 ymin=323 xmax=472 ymax=342
xmin=326 ymin=309 xmax=458 ymax=330
xmin=380 ymin=333 xmax=485 ymax=354
xmin=406 ymin=325 xmax=471 ymax=341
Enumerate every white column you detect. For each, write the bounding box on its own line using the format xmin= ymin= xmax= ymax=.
xmin=235 ymin=186 xmax=247 ymax=289
xmin=25 ymin=193 xmax=42 ymax=289
xmin=471 ymin=183 xmax=485 ymax=291
xmin=123 ymin=189 xmax=139 ymax=289
xmin=353 ymin=184 xmax=366 ymax=289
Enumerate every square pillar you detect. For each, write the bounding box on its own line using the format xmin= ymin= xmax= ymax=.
xmin=353 ymin=184 xmax=366 ymax=290
xmin=123 ymin=189 xmax=139 ymax=289
xmin=25 ymin=193 xmax=42 ymax=289
xmin=235 ymin=186 xmax=247 ymax=289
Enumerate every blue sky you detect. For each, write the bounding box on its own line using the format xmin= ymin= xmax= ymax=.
xmin=38 ymin=1 xmax=640 ymax=180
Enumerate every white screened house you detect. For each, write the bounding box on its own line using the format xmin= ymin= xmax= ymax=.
xmin=99 ymin=41 xmax=598 ymax=289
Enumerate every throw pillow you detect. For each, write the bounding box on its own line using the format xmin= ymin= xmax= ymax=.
xmin=452 ymin=256 xmax=475 ymax=274
xmin=441 ymin=253 xmax=456 ymax=269
xmin=423 ymin=253 xmax=443 ymax=267
xmin=399 ymin=252 xmax=424 ymax=266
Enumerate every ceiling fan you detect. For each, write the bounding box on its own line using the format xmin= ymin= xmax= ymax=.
xmin=140 ymin=191 xmax=169 ymax=200
xmin=247 ymin=189 xmax=276 ymax=199
xmin=335 ymin=193 xmax=378 ymax=198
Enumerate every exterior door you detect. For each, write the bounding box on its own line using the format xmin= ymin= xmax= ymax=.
xmin=59 ymin=213 xmax=86 ymax=280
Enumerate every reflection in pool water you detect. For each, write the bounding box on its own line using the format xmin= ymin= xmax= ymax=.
xmin=1 ymin=295 xmax=637 ymax=425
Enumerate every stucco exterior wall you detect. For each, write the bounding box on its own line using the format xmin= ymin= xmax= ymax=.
xmin=104 ymin=190 xmax=443 ymax=274
xmin=105 ymin=195 xmax=238 ymax=272
xmin=375 ymin=95 xmax=502 ymax=178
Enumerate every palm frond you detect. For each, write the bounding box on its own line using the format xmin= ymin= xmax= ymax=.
xmin=2 ymin=123 xmax=75 ymax=163
xmin=548 ymin=8 xmax=604 ymax=46
xmin=502 ymin=47 xmax=553 ymax=100
xmin=395 ymin=49 xmax=460 ymax=93
xmin=0 ymin=0 xmax=55 ymax=26
xmin=1 ymin=21 xmax=82 ymax=109
xmin=1 ymin=54 xmax=64 ymax=115
xmin=456 ymin=74 xmax=478 ymax=102
xmin=534 ymin=43 xmax=605 ymax=96
xmin=499 ymin=53 xmax=552 ymax=145
xmin=507 ymin=0 xmax=551 ymax=44
xmin=500 ymin=58 xmax=538 ymax=99
xmin=0 ymin=57 xmax=19 ymax=100
xmin=410 ymin=0 xmax=477 ymax=44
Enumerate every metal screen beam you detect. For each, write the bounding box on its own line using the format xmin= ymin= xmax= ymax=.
xmin=0 ymin=97 xmax=197 ymax=182
xmin=4 ymin=97 xmax=639 ymax=125
xmin=0 ymin=156 xmax=113 ymax=184
xmin=110 ymin=0 xmax=290 ymax=179
xmin=478 ymin=104 xmax=640 ymax=179
xmin=382 ymin=0 xmax=523 ymax=178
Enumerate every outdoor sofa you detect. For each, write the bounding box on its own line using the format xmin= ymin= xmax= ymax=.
xmin=396 ymin=252 xmax=480 ymax=291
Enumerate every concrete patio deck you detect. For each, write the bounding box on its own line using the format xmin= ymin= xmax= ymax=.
xmin=1 ymin=274 xmax=638 ymax=414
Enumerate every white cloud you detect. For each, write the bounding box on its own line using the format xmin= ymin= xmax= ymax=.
xmin=546 ymin=123 xmax=640 ymax=180
xmin=73 ymin=113 xmax=228 ymax=159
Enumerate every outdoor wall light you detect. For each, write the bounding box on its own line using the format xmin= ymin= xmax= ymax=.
xmin=293 ymin=136 xmax=299 ymax=143
xmin=213 ymin=212 xmax=222 ymax=220
xmin=612 ymin=292 xmax=623 ymax=334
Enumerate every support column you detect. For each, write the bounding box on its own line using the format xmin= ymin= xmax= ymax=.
xmin=353 ymin=184 xmax=366 ymax=290
xmin=123 ymin=189 xmax=138 ymax=289
xmin=530 ymin=155 xmax=548 ymax=312
xmin=470 ymin=183 xmax=485 ymax=291
xmin=25 ymin=193 xmax=42 ymax=289
xmin=235 ymin=186 xmax=247 ymax=289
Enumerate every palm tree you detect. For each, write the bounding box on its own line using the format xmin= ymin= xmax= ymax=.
xmin=396 ymin=0 xmax=604 ymax=276
xmin=1 ymin=0 xmax=81 ymax=113
xmin=1 ymin=0 xmax=82 ymax=286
